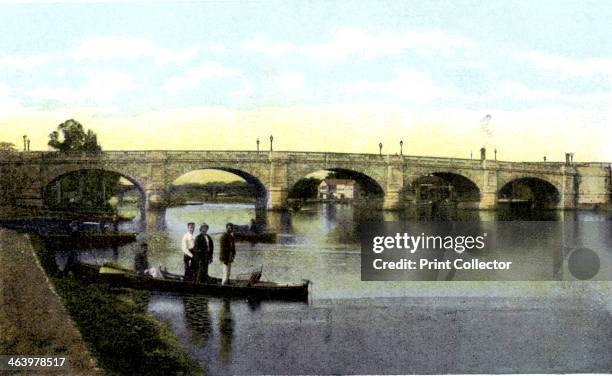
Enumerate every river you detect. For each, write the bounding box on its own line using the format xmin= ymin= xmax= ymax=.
xmin=51 ymin=203 xmax=611 ymax=374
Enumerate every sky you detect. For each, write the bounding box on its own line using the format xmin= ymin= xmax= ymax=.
xmin=0 ymin=0 xmax=611 ymax=162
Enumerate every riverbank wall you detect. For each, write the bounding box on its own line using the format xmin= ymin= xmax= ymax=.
xmin=0 ymin=229 xmax=98 ymax=375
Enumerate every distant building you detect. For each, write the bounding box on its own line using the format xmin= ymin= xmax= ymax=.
xmin=318 ymin=178 xmax=358 ymax=200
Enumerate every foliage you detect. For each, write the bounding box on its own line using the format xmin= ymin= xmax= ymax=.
xmin=28 ymin=237 xmax=202 ymax=376
xmin=46 ymin=120 xmax=121 ymax=212
xmin=48 ymin=119 xmax=102 ymax=153
xmin=50 ymin=276 xmax=203 ymax=376
xmin=167 ymin=181 xmax=257 ymax=205
xmin=288 ymin=177 xmax=321 ymax=199
xmin=0 ymin=141 xmax=16 ymax=151
xmin=326 ymin=171 xmax=355 ymax=180
xmin=174 ymin=181 xmax=252 ymax=189
xmin=44 ymin=170 xmax=123 ymax=212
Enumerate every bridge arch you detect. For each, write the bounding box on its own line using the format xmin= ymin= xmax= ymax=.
xmin=497 ymin=176 xmax=561 ymax=209
xmin=42 ymin=168 xmax=146 ymax=219
xmin=167 ymin=167 xmax=268 ymax=210
xmin=407 ymin=171 xmax=482 ymax=208
xmin=288 ymin=163 xmax=386 ymax=190
xmin=287 ymin=167 xmax=385 ymax=200
xmin=43 ymin=164 xmax=147 ymax=189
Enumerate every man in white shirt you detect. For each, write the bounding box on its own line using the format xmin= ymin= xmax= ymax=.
xmin=181 ymin=222 xmax=196 ymax=280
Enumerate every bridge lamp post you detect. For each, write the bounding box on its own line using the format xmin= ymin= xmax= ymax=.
xmin=494 ymin=148 xmax=497 ymax=161
xmin=256 ymin=138 xmax=260 ymax=153
xmin=400 ymin=140 xmax=403 ymax=155
xmin=22 ymin=135 xmax=27 ymax=151
xmin=379 ymin=142 xmax=383 ymax=156
xmin=27 ymin=138 xmax=30 ymax=151
xmin=270 ymin=135 xmax=274 ymax=151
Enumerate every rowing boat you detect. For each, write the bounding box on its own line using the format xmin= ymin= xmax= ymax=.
xmin=68 ymin=262 xmax=309 ymax=302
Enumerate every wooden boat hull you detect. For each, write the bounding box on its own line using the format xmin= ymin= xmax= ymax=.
xmin=69 ymin=262 xmax=309 ymax=302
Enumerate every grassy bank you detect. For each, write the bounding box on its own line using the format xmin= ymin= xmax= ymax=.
xmin=32 ymin=238 xmax=203 ymax=376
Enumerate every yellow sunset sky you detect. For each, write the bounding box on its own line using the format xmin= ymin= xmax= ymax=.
xmin=1 ymin=2 xmax=611 ymax=165
xmin=2 ymin=105 xmax=609 ymax=163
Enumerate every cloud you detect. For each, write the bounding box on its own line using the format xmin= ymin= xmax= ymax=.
xmin=497 ymin=80 xmax=609 ymax=103
xmin=162 ymin=60 xmax=237 ymax=93
xmin=242 ymin=36 xmax=297 ymax=58
xmin=230 ymin=82 xmax=254 ymax=98
xmin=517 ymin=51 xmax=612 ymax=78
xmin=243 ymin=28 xmax=475 ymax=65
xmin=205 ymin=42 xmax=226 ymax=54
xmin=0 ymin=82 xmax=23 ymax=115
xmin=27 ymin=69 xmax=134 ymax=104
xmin=0 ymin=53 xmax=52 ymax=70
xmin=275 ymin=72 xmax=304 ymax=91
xmin=71 ymin=37 xmax=199 ymax=64
xmin=346 ymin=68 xmax=459 ymax=102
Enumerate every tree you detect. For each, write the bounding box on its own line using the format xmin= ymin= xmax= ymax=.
xmin=288 ymin=177 xmax=322 ymax=199
xmin=48 ymin=119 xmax=102 ymax=152
xmin=0 ymin=142 xmax=16 ymax=152
xmin=46 ymin=120 xmax=119 ymax=212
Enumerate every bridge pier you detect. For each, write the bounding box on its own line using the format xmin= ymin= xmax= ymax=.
xmin=142 ymin=187 xmax=167 ymax=230
xmin=383 ymin=190 xmax=403 ymax=210
xmin=479 ymin=192 xmax=497 ymax=210
xmin=559 ymin=172 xmax=577 ymax=210
xmin=479 ymin=165 xmax=498 ymax=210
xmin=145 ymin=208 xmax=166 ymax=231
xmin=266 ymin=153 xmax=290 ymax=211
xmin=382 ymin=157 xmax=405 ymax=210
xmin=267 ymin=187 xmax=289 ymax=210
xmin=16 ymin=196 xmax=44 ymax=208
xmin=16 ymin=179 xmax=45 ymax=208
xmin=145 ymin=189 xmax=165 ymax=210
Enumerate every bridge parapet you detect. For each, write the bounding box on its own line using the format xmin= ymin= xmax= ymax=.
xmin=404 ymin=156 xmax=482 ymax=169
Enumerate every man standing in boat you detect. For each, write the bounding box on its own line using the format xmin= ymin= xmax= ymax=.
xmin=181 ymin=222 xmax=196 ymax=281
xmin=220 ymin=223 xmax=236 ymax=285
xmin=194 ymin=223 xmax=214 ymax=283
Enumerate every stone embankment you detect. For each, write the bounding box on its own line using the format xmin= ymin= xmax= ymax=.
xmin=0 ymin=229 xmax=98 ymax=375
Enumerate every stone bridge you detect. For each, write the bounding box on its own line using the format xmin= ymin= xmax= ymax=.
xmin=2 ymin=150 xmax=610 ymax=215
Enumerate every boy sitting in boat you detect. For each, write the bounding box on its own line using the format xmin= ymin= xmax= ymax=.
xmin=133 ymin=243 xmax=180 ymax=280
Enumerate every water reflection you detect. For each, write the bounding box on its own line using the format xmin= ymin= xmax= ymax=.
xmin=38 ymin=201 xmax=611 ymax=375
xmin=183 ymin=295 xmax=212 ymax=347
xmin=218 ymin=298 xmax=233 ymax=365
xmin=146 ymin=290 xmax=611 ymax=375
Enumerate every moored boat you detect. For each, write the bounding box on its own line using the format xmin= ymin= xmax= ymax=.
xmin=68 ymin=262 xmax=309 ymax=302
xmin=234 ymin=231 xmax=277 ymax=243
xmin=232 ymin=224 xmax=277 ymax=243
xmin=43 ymin=231 xmax=137 ymax=249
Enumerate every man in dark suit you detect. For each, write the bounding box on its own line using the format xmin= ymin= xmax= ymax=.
xmin=194 ymin=223 xmax=214 ymax=283
xmin=220 ymin=223 xmax=236 ymax=285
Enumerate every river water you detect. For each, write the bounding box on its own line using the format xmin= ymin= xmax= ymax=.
xmin=52 ymin=203 xmax=611 ymax=374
